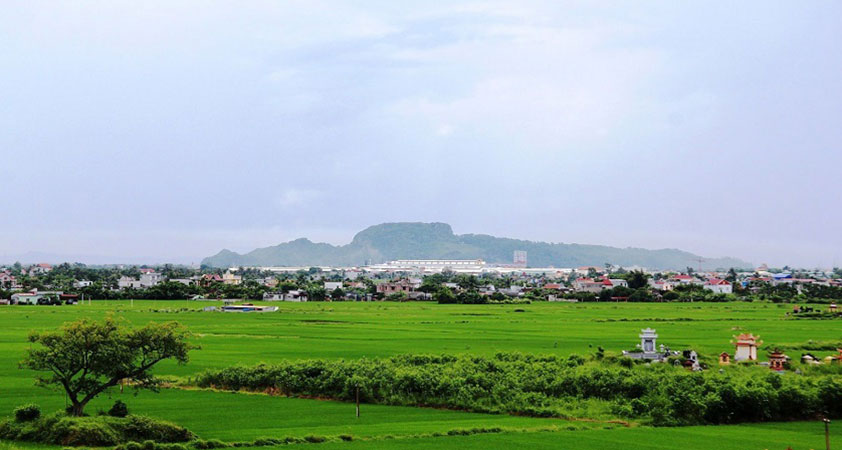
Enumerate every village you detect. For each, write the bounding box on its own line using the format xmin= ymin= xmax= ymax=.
xmin=2 ymin=256 xmax=842 ymax=307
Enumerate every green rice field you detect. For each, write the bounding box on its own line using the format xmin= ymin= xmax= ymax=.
xmin=1 ymin=300 xmax=840 ymax=449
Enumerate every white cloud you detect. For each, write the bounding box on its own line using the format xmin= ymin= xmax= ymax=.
xmin=276 ymin=188 xmax=323 ymax=208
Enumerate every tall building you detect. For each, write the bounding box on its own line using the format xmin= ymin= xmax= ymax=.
xmin=513 ymin=250 xmax=527 ymax=267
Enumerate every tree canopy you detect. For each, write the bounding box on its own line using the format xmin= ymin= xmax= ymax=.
xmin=22 ymin=318 xmax=195 ymax=416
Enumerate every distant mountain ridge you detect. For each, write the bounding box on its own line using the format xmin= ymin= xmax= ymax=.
xmin=201 ymin=222 xmax=752 ymax=270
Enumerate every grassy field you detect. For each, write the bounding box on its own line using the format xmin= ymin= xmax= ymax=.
xmin=1 ymin=300 xmax=840 ymax=449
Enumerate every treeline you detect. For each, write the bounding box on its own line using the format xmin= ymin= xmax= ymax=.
xmin=195 ymin=353 xmax=842 ymax=426
xmin=750 ymin=282 xmax=842 ymax=303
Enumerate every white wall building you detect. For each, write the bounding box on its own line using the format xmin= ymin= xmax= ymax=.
xmin=704 ymin=279 xmax=733 ymax=294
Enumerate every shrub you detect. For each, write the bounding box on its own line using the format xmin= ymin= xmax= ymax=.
xmin=14 ymin=404 xmax=41 ymax=422
xmin=109 ymin=401 xmax=129 ymax=418
xmin=0 ymin=413 xmax=194 ymax=446
xmin=191 ymin=439 xmax=229 ymax=449
xmin=303 ymin=435 xmax=326 ymax=443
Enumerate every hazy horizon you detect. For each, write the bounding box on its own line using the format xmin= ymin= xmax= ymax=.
xmin=2 ymin=2 xmax=840 ymax=268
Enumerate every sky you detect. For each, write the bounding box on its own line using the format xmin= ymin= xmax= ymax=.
xmin=1 ymin=1 xmax=840 ymax=268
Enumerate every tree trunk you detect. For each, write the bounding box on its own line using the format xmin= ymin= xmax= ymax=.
xmin=70 ymin=400 xmax=88 ymax=416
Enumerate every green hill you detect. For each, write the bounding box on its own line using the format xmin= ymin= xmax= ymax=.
xmin=201 ymin=222 xmax=751 ymax=270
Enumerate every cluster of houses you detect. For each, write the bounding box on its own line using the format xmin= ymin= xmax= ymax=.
xmin=3 ymin=260 xmax=842 ymax=305
xmin=0 ymin=289 xmax=79 ymax=305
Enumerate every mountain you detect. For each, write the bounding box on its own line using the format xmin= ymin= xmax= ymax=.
xmin=201 ymin=222 xmax=752 ymax=270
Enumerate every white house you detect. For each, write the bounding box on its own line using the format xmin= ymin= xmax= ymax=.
xmin=607 ymin=279 xmax=629 ymax=288
xmin=11 ymin=290 xmax=62 ymax=305
xmin=222 ymin=271 xmax=242 ymax=285
xmin=263 ymin=290 xmax=309 ymax=302
xmin=118 ymin=276 xmax=143 ymax=289
xmin=11 ymin=292 xmax=43 ymax=305
xmin=324 ymin=281 xmax=343 ymax=291
xmin=704 ymin=278 xmax=733 ymax=294
xmin=73 ymin=280 xmax=93 ymax=288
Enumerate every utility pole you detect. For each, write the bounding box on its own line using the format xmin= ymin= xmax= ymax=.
xmin=825 ymin=418 xmax=831 ymax=450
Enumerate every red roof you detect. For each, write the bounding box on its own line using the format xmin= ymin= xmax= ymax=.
xmin=706 ymin=278 xmax=730 ymax=285
xmin=674 ymin=275 xmax=693 ymax=280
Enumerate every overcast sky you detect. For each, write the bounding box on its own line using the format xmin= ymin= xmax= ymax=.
xmin=1 ymin=1 xmax=840 ymax=267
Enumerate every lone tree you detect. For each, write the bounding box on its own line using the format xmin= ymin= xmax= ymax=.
xmin=22 ymin=317 xmax=195 ymax=416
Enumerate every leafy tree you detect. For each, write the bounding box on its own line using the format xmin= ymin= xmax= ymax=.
xmin=455 ymin=274 xmax=480 ymax=290
xmin=331 ymin=287 xmax=346 ymax=300
xmin=306 ymin=286 xmax=327 ymax=301
xmin=457 ymin=290 xmax=487 ymax=304
xmin=726 ymin=268 xmax=738 ymax=283
xmin=22 ymin=318 xmax=195 ymax=416
xmin=434 ymin=287 xmax=457 ymax=304
xmin=627 ymin=270 xmax=650 ymax=289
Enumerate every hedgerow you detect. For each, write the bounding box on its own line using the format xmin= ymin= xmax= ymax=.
xmin=195 ymin=352 xmax=842 ymax=426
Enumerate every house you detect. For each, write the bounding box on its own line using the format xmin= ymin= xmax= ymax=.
xmin=139 ymin=271 xmax=162 ymax=287
xmin=117 ymin=271 xmax=162 ymax=289
xmin=11 ymin=292 xmax=42 ymax=305
xmin=649 ymin=279 xmax=675 ymax=291
xmin=343 ymin=270 xmax=363 ymax=280
xmin=73 ymin=280 xmax=93 ymax=288
xmin=263 ymin=290 xmax=309 ymax=302
xmin=608 ymin=279 xmax=629 ymax=288
xmin=377 ymin=280 xmax=414 ymax=294
xmin=27 ymin=263 xmax=52 ymax=276
xmin=671 ymin=274 xmax=698 ymax=285
xmin=199 ymin=274 xmax=223 ymax=286
xmin=11 ymin=290 xmax=62 ymax=305
xmin=324 ymin=281 xmax=343 ymax=292
xmin=733 ymin=333 xmax=761 ymax=361
xmin=222 ymin=271 xmax=242 ymax=285
xmin=59 ymin=294 xmax=79 ymax=304
xmin=572 ymin=278 xmax=603 ymax=293
xmin=704 ymin=279 xmax=733 ymax=294
xmin=0 ymin=271 xmax=16 ymax=287
xmin=169 ymin=278 xmax=195 ymax=286
xmin=118 ymin=276 xmax=143 ymax=289
xmin=543 ymin=283 xmax=564 ymax=291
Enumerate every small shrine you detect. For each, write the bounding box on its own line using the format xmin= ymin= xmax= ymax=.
xmin=719 ymin=352 xmax=731 ymax=365
xmin=640 ymin=328 xmax=657 ymax=353
xmin=622 ymin=328 xmax=677 ymax=362
xmin=801 ymin=353 xmax=820 ymax=365
xmin=682 ymin=350 xmax=701 ymax=371
xmin=733 ymin=333 xmax=762 ymax=361
xmin=769 ymin=350 xmax=788 ymax=371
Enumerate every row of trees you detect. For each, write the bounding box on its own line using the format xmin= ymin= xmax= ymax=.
xmin=197 ymin=352 xmax=842 ymax=426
